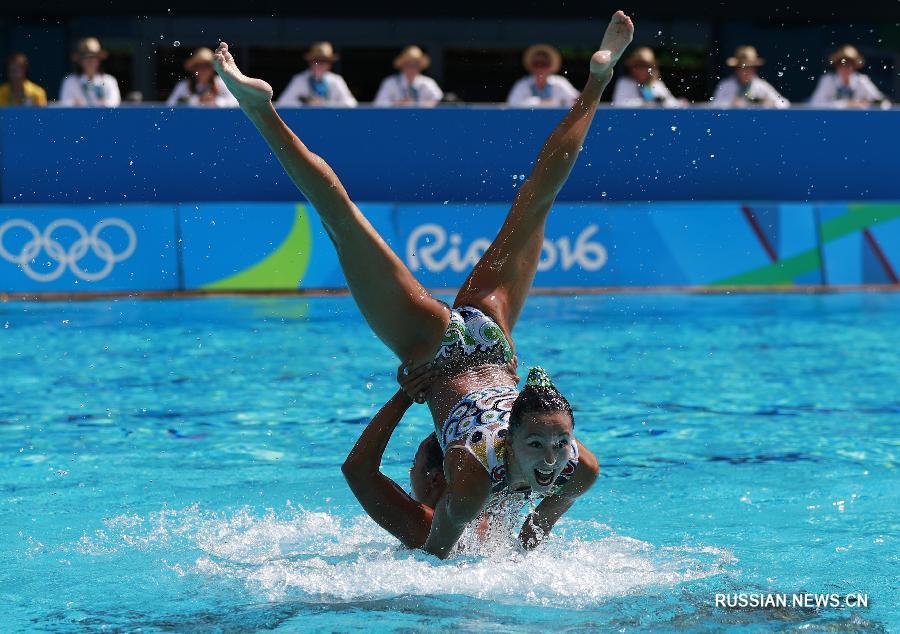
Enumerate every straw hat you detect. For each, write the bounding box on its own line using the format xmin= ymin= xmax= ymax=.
xmin=72 ymin=37 xmax=108 ymax=62
xmin=829 ymin=44 xmax=864 ymax=69
xmin=523 ymin=44 xmax=562 ymax=74
xmin=726 ymin=45 xmax=765 ymax=67
xmin=304 ymin=42 xmax=339 ymax=62
xmin=394 ymin=45 xmax=430 ymax=70
xmin=624 ymin=47 xmax=658 ymax=68
xmin=184 ymin=47 xmax=215 ymax=71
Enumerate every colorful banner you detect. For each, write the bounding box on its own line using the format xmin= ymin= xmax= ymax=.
xmin=0 ymin=204 xmax=178 ymax=293
xmin=1 ymin=201 xmax=898 ymax=293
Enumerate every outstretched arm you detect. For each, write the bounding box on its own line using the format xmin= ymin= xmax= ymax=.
xmin=342 ymin=390 xmax=432 ymax=548
xmin=342 ymin=364 xmax=438 ymax=549
xmin=518 ymin=440 xmax=600 ymax=549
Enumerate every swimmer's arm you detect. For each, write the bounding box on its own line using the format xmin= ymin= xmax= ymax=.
xmin=423 ymin=448 xmax=491 ymax=559
xmin=342 ymin=390 xmax=433 ymax=549
xmin=519 ymin=440 xmax=600 ymax=550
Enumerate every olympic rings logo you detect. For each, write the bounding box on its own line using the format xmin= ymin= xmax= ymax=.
xmin=0 ymin=218 xmax=137 ymax=282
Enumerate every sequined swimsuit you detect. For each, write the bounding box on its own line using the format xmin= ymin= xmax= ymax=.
xmin=432 ymin=306 xmax=579 ymax=501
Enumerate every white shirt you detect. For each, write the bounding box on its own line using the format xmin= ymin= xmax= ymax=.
xmin=711 ymin=75 xmax=789 ymax=109
xmin=809 ymin=72 xmax=886 ymax=107
xmin=506 ymin=74 xmax=579 ymax=107
xmin=612 ymin=76 xmax=680 ymax=107
xmin=373 ymin=73 xmax=443 ymax=107
xmin=59 ymin=73 xmax=121 ymax=107
xmin=276 ymin=70 xmax=357 ymax=107
xmin=166 ymin=77 xmax=238 ymax=107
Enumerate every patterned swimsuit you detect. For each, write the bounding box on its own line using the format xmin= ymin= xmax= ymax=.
xmin=433 ymin=306 xmax=579 ymax=503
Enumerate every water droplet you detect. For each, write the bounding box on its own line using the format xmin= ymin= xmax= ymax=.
xmin=777 ymin=71 xmax=784 ymax=77
xmin=601 ymin=191 xmax=608 ymax=197
xmin=174 ymin=40 xmax=181 ymax=47
xmin=670 ymin=126 xmax=678 ymax=132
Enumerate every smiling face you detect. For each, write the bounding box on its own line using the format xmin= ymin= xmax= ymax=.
xmin=508 ymin=410 xmax=574 ymax=492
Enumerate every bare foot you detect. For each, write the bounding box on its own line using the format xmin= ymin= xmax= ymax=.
xmin=590 ymin=10 xmax=634 ymax=79
xmin=213 ymin=42 xmax=273 ymax=107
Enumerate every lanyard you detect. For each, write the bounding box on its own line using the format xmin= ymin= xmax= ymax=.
xmin=308 ymin=75 xmax=329 ymax=99
xmin=836 ymin=83 xmax=854 ymax=99
xmin=404 ymin=77 xmax=419 ymax=101
xmin=530 ymin=79 xmax=552 ymax=99
xmin=80 ymin=77 xmax=105 ymax=103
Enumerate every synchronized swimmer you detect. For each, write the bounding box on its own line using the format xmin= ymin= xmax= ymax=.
xmin=213 ymin=10 xmax=635 ymax=558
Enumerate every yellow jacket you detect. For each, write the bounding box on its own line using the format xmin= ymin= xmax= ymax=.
xmin=0 ymin=80 xmax=48 ymax=106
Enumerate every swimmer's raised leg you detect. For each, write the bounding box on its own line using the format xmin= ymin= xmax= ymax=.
xmin=454 ymin=11 xmax=634 ymax=336
xmin=214 ymin=43 xmax=448 ymax=362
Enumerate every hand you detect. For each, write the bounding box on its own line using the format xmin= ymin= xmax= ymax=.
xmin=506 ymin=354 xmax=520 ymax=384
xmin=397 ymin=360 xmax=438 ymax=404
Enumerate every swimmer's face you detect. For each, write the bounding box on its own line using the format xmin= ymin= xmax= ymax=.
xmin=410 ymin=436 xmax=445 ymax=508
xmin=509 ymin=411 xmax=573 ymax=493
xmin=735 ymin=66 xmax=756 ymax=83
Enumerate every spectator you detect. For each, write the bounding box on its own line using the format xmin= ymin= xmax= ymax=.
xmin=374 ymin=46 xmax=443 ymax=107
xmin=276 ymin=42 xmax=357 ymax=107
xmin=711 ymin=46 xmax=788 ymax=109
xmin=167 ymin=47 xmax=238 ymax=107
xmin=507 ymin=44 xmax=578 ymax=107
xmin=612 ymin=47 xmax=681 ymax=107
xmin=0 ymin=53 xmax=47 ymax=107
xmin=810 ymin=45 xmax=888 ymax=109
xmin=59 ymin=37 xmax=121 ymax=107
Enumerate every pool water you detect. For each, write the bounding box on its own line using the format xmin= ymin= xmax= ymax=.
xmin=2 ymin=293 xmax=897 ymax=632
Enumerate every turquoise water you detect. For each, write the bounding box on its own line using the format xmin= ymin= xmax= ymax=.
xmin=1 ymin=293 xmax=897 ymax=632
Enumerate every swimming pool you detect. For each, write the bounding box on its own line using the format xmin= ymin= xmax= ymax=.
xmin=2 ymin=293 xmax=897 ymax=632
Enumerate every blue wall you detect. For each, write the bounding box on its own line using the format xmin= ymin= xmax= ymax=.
xmin=2 ymin=201 xmax=899 ymax=293
xmin=2 ymin=107 xmax=899 ymax=204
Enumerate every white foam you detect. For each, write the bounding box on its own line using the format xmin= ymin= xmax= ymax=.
xmin=73 ymin=504 xmax=735 ymax=609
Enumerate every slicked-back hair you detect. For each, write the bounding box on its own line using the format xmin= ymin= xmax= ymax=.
xmin=509 ymin=384 xmax=574 ymax=433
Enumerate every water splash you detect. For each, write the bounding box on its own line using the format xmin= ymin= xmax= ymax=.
xmin=71 ymin=504 xmax=735 ymax=609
